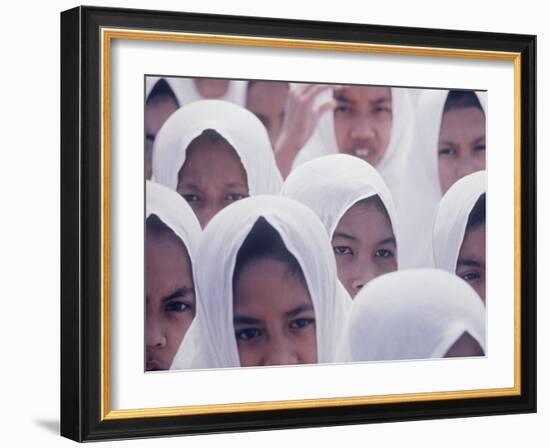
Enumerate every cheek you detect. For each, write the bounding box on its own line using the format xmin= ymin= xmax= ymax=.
xmin=438 ymin=158 xmax=454 ymax=192
xmin=333 ymin=114 xmax=349 ymax=148
xmin=296 ymin=327 xmax=318 ymax=363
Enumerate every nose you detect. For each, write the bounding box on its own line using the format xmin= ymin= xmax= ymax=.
xmin=350 ymin=117 xmax=376 ymax=140
xmin=263 ymin=336 xmax=300 ymax=366
xmin=350 ymin=261 xmax=376 ymax=295
xmin=146 ymin=315 xmax=167 ymax=349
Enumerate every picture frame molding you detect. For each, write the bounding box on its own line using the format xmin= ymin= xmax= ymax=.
xmin=60 ymin=5 xmax=537 ymax=442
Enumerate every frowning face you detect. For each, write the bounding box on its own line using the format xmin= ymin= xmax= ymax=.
xmin=146 ymin=225 xmax=195 ymax=371
xmin=177 ymin=134 xmax=249 ymax=228
xmin=233 ymin=258 xmax=317 ymax=367
xmin=333 ymin=86 xmax=392 ymax=167
xmin=438 ymin=106 xmax=486 ymax=194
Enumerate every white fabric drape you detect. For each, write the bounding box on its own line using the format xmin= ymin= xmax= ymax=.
xmin=336 ymin=268 xmax=486 ymax=362
xmin=146 ymin=77 xmax=247 ymax=106
xmin=281 ymin=153 xmax=401 ymax=266
xmin=395 ymin=90 xmax=487 ymax=268
xmin=152 ymin=99 xmax=282 ymax=193
xmin=171 ymin=195 xmax=351 ymax=370
xmin=145 ymin=180 xmax=202 ymax=256
xmin=432 ymin=171 xmax=486 ymax=272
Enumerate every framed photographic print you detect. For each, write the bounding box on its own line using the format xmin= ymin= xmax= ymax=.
xmin=60 ymin=5 xmax=536 ymax=442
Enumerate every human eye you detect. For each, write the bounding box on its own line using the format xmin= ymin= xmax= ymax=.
xmin=460 ymin=271 xmax=481 ymax=282
xmin=375 ymin=248 xmax=394 ymax=258
xmin=474 ymin=143 xmax=486 ymax=152
xmin=335 ymin=103 xmax=352 ymax=114
xmin=438 ymin=147 xmax=456 ymax=157
xmin=333 ymin=245 xmax=353 ymax=256
xmin=289 ymin=318 xmax=315 ymax=330
xmin=225 ymin=193 xmax=247 ymax=202
xmin=164 ymin=300 xmax=192 ymax=313
xmin=181 ymin=194 xmax=200 ymax=203
xmin=235 ymin=328 xmax=262 ymax=341
xmin=373 ymin=105 xmax=392 ymax=114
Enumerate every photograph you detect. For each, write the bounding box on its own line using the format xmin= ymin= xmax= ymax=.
xmin=144 ymin=76 xmax=488 ymax=372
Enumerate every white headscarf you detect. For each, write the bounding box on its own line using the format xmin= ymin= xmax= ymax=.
xmin=281 ymin=154 xmax=401 ymax=266
xmin=291 ymin=87 xmax=415 ymax=194
xmin=171 ymin=195 xmax=351 ymax=370
xmin=337 ymin=268 xmax=486 ymax=362
xmin=146 ymin=180 xmax=202 ymax=255
xmin=152 ymin=99 xmax=283 ymax=193
xmin=395 ymin=89 xmax=487 ymax=269
xmin=146 ymin=77 xmax=247 ymax=107
xmin=433 ymin=171 xmax=486 ymax=273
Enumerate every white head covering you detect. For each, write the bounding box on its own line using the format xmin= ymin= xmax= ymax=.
xmin=146 ymin=180 xmax=202 ymax=255
xmin=337 ymin=268 xmax=486 ymax=362
xmin=395 ymin=89 xmax=487 ymax=268
xmin=433 ymin=171 xmax=486 ymax=273
xmin=281 ymin=154 xmax=401 ymax=266
xmin=146 ymin=77 xmax=247 ymax=107
xmin=171 ymin=195 xmax=351 ymax=370
xmin=152 ymin=99 xmax=283 ymax=193
xmin=291 ymin=87 xmax=415 ymax=193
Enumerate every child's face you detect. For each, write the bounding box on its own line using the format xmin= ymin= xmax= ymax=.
xmin=456 ymin=223 xmax=486 ymax=302
xmin=146 ymin=231 xmax=195 ymax=371
xmin=193 ymin=79 xmax=230 ymax=98
xmin=145 ymin=94 xmax=178 ymax=180
xmin=437 ymin=106 xmax=486 ymax=194
xmin=177 ymin=138 xmax=249 ymax=228
xmin=332 ymin=200 xmax=397 ymax=298
xmin=246 ymin=81 xmax=289 ymax=147
xmin=333 ymin=86 xmax=392 ymax=167
xmin=233 ymin=258 xmax=317 ymax=367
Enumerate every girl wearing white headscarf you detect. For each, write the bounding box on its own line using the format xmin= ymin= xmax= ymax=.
xmin=171 ymin=195 xmax=351 ymax=370
xmin=145 ymin=181 xmax=202 ymax=371
xmin=433 ymin=171 xmax=486 ymax=302
xmin=152 ymin=99 xmax=283 ymax=227
xmin=291 ymin=86 xmax=415 ymax=194
xmin=396 ymin=89 xmax=487 ymax=269
xmin=337 ymin=269 xmax=486 ymax=362
xmin=281 ymin=154 xmax=400 ymax=297
xmin=146 ymin=77 xmax=247 ymax=107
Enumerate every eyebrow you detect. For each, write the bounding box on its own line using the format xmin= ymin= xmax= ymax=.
xmin=162 ymin=287 xmax=194 ymax=303
xmin=233 ymin=315 xmax=262 ymax=326
xmin=377 ymin=236 xmax=396 ymax=246
xmin=332 ymin=231 xmax=357 ymax=242
xmin=456 ymin=258 xmax=482 ymax=268
xmin=472 ymin=135 xmax=486 ymax=144
xmin=333 ymin=91 xmax=353 ymax=103
xmin=224 ymin=181 xmax=247 ymax=189
xmin=284 ymin=304 xmax=314 ymax=319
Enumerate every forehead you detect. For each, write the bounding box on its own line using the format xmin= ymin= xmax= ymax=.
xmin=439 ymin=107 xmax=486 ymax=136
xmin=459 ymin=224 xmax=486 ymax=259
xmin=146 ymin=232 xmax=192 ymax=278
xmin=247 ymin=81 xmax=289 ymax=100
xmin=334 ymin=85 xmax=391 ymax=102
xmin=233 ymin=258 xmax=312 ymax=314
xmin=180 ymin=138 xmax=247 ymax=183
xmin=335 ymin=200 xmax=393 ymax=235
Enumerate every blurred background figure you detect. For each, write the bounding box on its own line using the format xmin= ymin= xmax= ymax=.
xmin=145 ymin=181 xmax=202 ymax=371
xmin=152 ymin=100 xmax=282 ymax=228
xmin=170 ymin=195 xmax=350 ymax=370
xmin=245 ymin=80 xmax=290 ymax=148
xmin=282 ymin=154 xmax=399 ymax=298
xmin=396 ymin=89 xmax=486 ymax=268
xmin=433 ymin=171 xmax=486 ymax=302
xmin=145 ymin=78 xmax=180 ymax=179
xmin=337 ymin=269 xmax=486 ymax=362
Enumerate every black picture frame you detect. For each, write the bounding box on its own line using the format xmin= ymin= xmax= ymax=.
xmin=60 ymin=5 xmax=536 ymax=442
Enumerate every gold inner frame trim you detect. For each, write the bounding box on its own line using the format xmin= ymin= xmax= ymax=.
xmin=100 ymin=27 xmax=522 ymax=421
